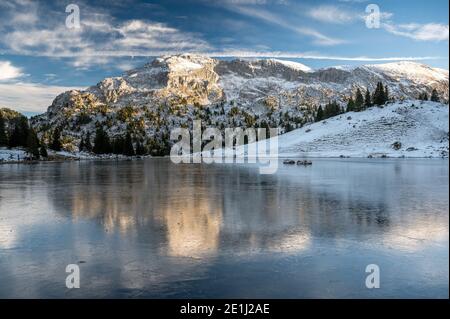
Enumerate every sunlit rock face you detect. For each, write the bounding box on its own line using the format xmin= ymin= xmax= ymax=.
xmin=97 ymin=78 xmax=136 ymax=104
xmin=156 ymin=54 xmax=224 ymax=106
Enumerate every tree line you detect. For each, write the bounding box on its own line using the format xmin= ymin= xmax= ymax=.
xmin=78 ymin=126 xmax=147 ymax=156
xmin=418 ymin=89 xmax=440 ymax=102
xmin=315 ymin=83 xmax=441 ymax=122
xmin=315 ymin=82 xmax=389 ymax=122
xmin=0 ymin=113 xmax=47 ymax=159
xmin=2 ymin=83 xmax=443 ymax=157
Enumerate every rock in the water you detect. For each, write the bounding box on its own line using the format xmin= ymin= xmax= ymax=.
xmin=297 ymin=160 xmax=312 ymax=166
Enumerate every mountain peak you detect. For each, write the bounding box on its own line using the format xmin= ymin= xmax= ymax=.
xmin=149 ymin=54 xmax=216 ymax=72
xmin=268 ymin=59 xmax=314 ymax=73
xmin=366 ymin=60 xmax=449 ymax=82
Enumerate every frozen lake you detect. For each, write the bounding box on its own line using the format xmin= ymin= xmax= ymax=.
xmin=0 ymin=158 xmax=448 ymax=298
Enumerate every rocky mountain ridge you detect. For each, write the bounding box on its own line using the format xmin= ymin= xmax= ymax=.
xmin=30 ymin=54 xmax=449 ymax=154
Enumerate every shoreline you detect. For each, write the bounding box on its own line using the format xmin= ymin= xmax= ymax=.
xmin=1 ymin=154 xmax=448 ymax=165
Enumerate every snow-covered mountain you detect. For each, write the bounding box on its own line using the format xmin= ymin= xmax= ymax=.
xmin=30 ymin=54 xmax=449 ymax=155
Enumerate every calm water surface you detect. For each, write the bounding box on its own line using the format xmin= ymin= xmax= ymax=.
xmin=0 ymin=158 xmax=448 ymax=298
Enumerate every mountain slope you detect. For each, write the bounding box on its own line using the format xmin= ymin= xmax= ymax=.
xmin=235 ymin=100 xmax=448 ymax=158
xmin=30 ymin=54 xmax=449 ymax=154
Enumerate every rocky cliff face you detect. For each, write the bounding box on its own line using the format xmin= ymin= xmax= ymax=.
xmin=86 ymin=54 xmax=223 ymax=107
xmin=31 ymin=54 xmax=449 ymax=154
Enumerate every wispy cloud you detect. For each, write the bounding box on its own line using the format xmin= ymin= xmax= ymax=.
xmin=0 ymin=61 xmax=23 ymax=80
xmin=307 ymin=5 xmax=355 ymax=24
xmin=383 ymin=23 xmax=449 ymax=42
xmin=225 ymin=5 xmax=345 ymax=45
xmin=306 ymin=4 xmax=447 ymax=44
xmin=308 ymin=4 xmax=393 ymax=25
xmin=205 ymin=50 xmax=443 ymax=61
xmin=0 ymin=1 xmax=211 ymax=68
xmin=0 ymin=0 xmax=447 ymax=71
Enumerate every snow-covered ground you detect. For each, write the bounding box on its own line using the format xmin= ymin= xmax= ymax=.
xmin=233 ymin=100 xmax=449 ymax=158
xmin=0 ymin=148 xmax=27 ymax=163
xmin=54 ymin=151 xmax=149 ymax=160
xmin=0 ymin=147 xmax=154 ymax=163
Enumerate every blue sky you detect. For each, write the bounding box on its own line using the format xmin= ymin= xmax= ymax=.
xmin=0 ymin=0 xmax=448 ymax=114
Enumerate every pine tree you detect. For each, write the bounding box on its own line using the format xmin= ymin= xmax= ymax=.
xmin=284 ymin=122 xmax=294 ymax=133
xmin=84 ymin=132 xmax=92 ymax=152
xmin=18 ymin=117 xmax=30 ymax=146
xmin=50 ymin=128 xmax=62 ymax=151
xmin=324 ymin=101 xmax=341 ymax=118
xmin=315 ymin=105 xmax=324 ymax=122
xmin=123 ymin=132 xmax=135 ymax=156
xmin=93 ymin=126 xmax=111 ymax=154
xmin=8 ymin=123 xmax=20 ymax=148
xmin=40 ymin=145 xmax=48 ymax=158
xmin=372 ymin=83 xmax=379 ymax=105
xmin=355 ymin=88 xmax=364 ymax=111
xmin=0 ymin=115 xmax=8 ymax=146
xmin=78 ymin=133 xmax=93 ymax=152
xmin=379 ymin=82 xmax=385 ymax=105
xmin=419 ymin=92 xmax=429 ymax=101
xmin=334 ymin=101 xmax=341 ymax=116
xmin=112 ymin=137 xmax=124 ymax=155
xmin=79 ymin=136 xmax=85 ymax=152
xmin=364 ymin=89 xmax=372 ymax=108
xmin=430 ymin=89 xmax=440 ymax=102
xmin=9 ymin=117 xmax=30 ymax=148
xmin=384 ymin=86 xmax=389 ymax=103
xmin=135 ymin=141 xmax=146 ymax=156
xmin=26 ymin=129 xmax=40 ymax=159
xmin=346 ymin=98 xmax=355 ymax=112
xmin=373 ymin=82 xmax=387 ymax=106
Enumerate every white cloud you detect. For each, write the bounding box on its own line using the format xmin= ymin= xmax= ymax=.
xmin=383 ymin=23 xmax=449 ymax=42
xmin=205 ymin=50 xmax=443 ymax=61
xmin=1 ymin=0 xmax=446 ymax=72
xmin=308 ymin=5 xmax=394 ymax=26
xmin=0 ymin=1 xmax=211 ymax=68
xmin=0 ymin=82 xmax=82 ymax=113
xmin=308 ymin=5 xmax=355 ymax=24
xmin=0 ymin=61 xmax=23 ymax=80
xmin=114 ymin=20 xmax=210 ymax=52
xmin=113 ymin=60 xmax=142 ymax=72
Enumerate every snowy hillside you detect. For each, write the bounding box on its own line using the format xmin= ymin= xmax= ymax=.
xmin=367 ymin=61 xmax=449 ymax=83
xmin=236 ymin=100 xmax=449 ymax=158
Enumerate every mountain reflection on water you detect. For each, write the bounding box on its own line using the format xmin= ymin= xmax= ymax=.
xmin=0 ymin=158 xmax=448 ymax=298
